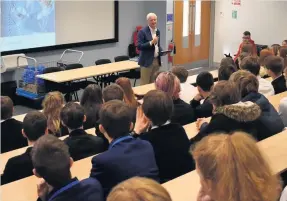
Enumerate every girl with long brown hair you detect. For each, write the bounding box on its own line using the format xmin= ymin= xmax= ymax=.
xmin=42 ymin=91 xmax=67 ymax=136
xmin=115 ymin=77 xmax=138 ymax=109
xmin=192 ymin=132 xmax=281 ymax=201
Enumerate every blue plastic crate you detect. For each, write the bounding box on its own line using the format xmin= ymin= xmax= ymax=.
xmin=16 ymin=88 xmax=45 ymax=100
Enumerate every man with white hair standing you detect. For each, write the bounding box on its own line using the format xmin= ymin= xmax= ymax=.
xmin=138 ymin=13 xmax=163 ymax=85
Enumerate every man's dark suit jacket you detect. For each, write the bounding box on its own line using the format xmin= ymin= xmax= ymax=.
xmin=90 ymin=136 xmax=159 ymax=197
xmin=1 ymin=118 xmax=27 ymax=153
xmin=64 ymin=129 xmax=106 ymax=161
xmin=1 ymin=147 xmax=33 ymax=185
xmin=137 ymin=26 xmax=162 ymax=67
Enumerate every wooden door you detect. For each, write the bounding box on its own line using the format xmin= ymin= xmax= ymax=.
xmin=174 ymin=0 xmax=211 ymax=65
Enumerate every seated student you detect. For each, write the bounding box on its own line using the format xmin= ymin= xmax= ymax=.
xmin=2 ymin=111 xmax=48 ymax=185
xmin=133 ymin=90 xmax=194 ymax=182
xmin=279 ymin=67 xmax=287 ymax=126
xmin=102 ymin=84 xmax=124 ymax=102
xmin=283 ymin=40 xmax=287 ymax=46
xmin=190 ymin=72 xmax=214 ymax=119
xmin=155 ymin=72 xmax=195 ymax=125
xmin=234 ymin=31 xmax=257 ymax=61
xmin=240 ymin=56 xmax=275 ymax=97
xmin=90 ymin=100 xmax=159 ymax=196
xmin=265 ymin=56 xmax=287 ymax=94
xmin=1 ymin=96 xmax=27 ymax=153
xmin=229 ymin=70 xmax=284 ymax=140
xmin=259 ymin=48 xmax=274 ymax=77
xmin=271 ymin=44 xmax=281 ymax=56
xmin=192 ymin=132 xmax=281 ymax=201
xmin=107 ymin=177 xmax=172 ymax=201
xmin=42 ymin=92 xmax=68 ymax=137
xmin=191 ymin=81 xmax=262 ymax=144
xmin=80 ymin=84 xmax=103 ymax=130
xmin=60 ymin=102 xmax=106 ymax=161
xmin=32 ymin=135 xmax=104 ymax=201
xmin=171 ymin=66 xmax=196 ymax=103
xmin=218 ymin=64 xmax=237 ymax=81
xmin=280 ymin=46 xmax=287 ymax=68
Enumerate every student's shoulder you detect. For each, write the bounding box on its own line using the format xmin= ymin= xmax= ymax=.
xmin=80 ymin=177 xmax=102 ymax=189
xmin=6 ymin=151 xmax=30 ymax=168
xmin=1 ymin=118 xmax=22 ymax=127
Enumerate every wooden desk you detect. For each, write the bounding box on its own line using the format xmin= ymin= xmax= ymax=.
xmin=0 ymin=128 xmax=95 ymax=175
xmin=268 ymin=91 xmax=287 ymax=111
xmin=132 ymin=69 xmax=218 ymax=96
xmin=163 ymin=129 xmax=287 ymax=201
xmin=37 ymin=61 xmax=139 ymax=83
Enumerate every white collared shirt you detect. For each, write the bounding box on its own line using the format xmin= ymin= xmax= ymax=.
xmin=149 ymin=26 xmax=159 ymax=58
xmin=180 ymin=82 xmax=197 ymax=103
xmin=257 ymin=76 xmax=275 ymax=97
xmin=151 ymin=121 xmax=170 ymax=130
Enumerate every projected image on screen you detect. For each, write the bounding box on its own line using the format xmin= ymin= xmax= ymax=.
xmin=2 ymin=0 xmax=55 ymax=37
xmin=1 ymin=1 xmax=115 ymax=54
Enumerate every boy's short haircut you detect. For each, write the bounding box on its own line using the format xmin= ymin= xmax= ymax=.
xmin=196 ymin=72 xmax=214 ymax=92
xmin=1 ymin=96 xmax=13 ymax=120
xmin=99 ymin=100 xmax=133 ymax=139
xmin=171 ymin=66 xmax=188 ymax=83
xmin=265 ymin=56 xmax=284 ymax=76
xmin=60 ymin=102 xmax=85 ymax=129
xmin=103 ymin=84 xmax=124 ymax=102
xmin=31 ymin=135 xmax=71 ymax=188
xmin=243 ymin=31 xmax=251 ymax=36
xmin=218 ymin=65 xmax=237 ymax=81
xmin=240 ymin=56 xmax=260 ymax=76
xmin=23 ymin=111 xmax=47 ymax=141
xmin=142 ymin=90 xmax=173 ymax=126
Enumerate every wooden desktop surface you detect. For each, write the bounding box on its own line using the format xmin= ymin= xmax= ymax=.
xmin=37 ymin=61 xmax=139 ymax=83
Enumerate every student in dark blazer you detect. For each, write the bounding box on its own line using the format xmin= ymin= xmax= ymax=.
xmin=138 ymin=13 xmax=163 ymax=85
xmin=32 ymin=135 xmax=104 ymax=201
xmin=155 ymin=72 xmax=195 ymax=125
xmin=265 ymin=56 xmax=287 ymax=94
xmin=133 ymin=90 xmax=194 ymax=183
xmin=1 ymin=96 xmax=27 ymax=153
xmin=190 ymin=72 xmax=214 ymax=119
xmin=230 ymin=70 xmax=284 ymax=140
xmin=191 ymin=81 xmax=262 ymax=145
xmin=60 ymin=103 xmax=106 ymax=161
xmin=90 ymin=100 xmax=159 ymax=197
xmin=1 ymin=111 xmax=48 ymax=185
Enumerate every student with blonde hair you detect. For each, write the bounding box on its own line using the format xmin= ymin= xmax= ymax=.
xmin=192 ymin=132 xmax=281 ymax=201
xmin=42 ymin=91 xmax=68 ymax=136
xmin=155 ymin=72 xmax=195 ymax=125
xmin=107 ymin=177 xmax=172 ymax=201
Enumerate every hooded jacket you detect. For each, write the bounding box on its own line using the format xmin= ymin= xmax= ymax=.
xmin=191 ymin=102 xmax=262 ymax=144
xmin=242 ymin=92 xmax=284 ymax=140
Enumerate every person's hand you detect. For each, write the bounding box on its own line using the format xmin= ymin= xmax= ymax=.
xmin=134 ymin=106 xmax=150 ymax=134
xmin=196 ymin=118 xmax=209 ymax=130
xmin=151 ymin=36 xmax=159 ymax=45
xmin=197 ymin=187 xmax=213 ymax=201
xmin=37 ymin=179 xmax=50 ymax=201
xmin=194 ymin=94 xmax=203 ymax=101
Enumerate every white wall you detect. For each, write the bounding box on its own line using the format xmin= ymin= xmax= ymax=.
xmin=213 ymin=0 xmax=287 ymax=63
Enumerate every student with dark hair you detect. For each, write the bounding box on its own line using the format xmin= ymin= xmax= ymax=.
xmin=171 ymin=66 xmax=196 ymax=103
xmin=102 ymin=84 xmax=124 ymax=102
xmin=2 ymin=111 xmax=48 ymax=184
xmin=190 ymin=81 xmax=262 ymax=144
xmin=230 ymin=70 xmax=284 ymax=140
xmin=240 ymin=56 xmax=275 ymax=97
xmin=80 ymin=84 xmax=103 ymax=130
xmin=133 ymin=90 xmax=194 ymax=182
xmin=90 ymin=100 xmax=159 ymax=196
xmin=190 ymin=72 xmax=214 ymax=118
xmin=32 ymin=135 xmax=104 ymax=201
xmin=265 ymin=56 xmax=287 ymax=94
xmin=60 ymin=102 xmax=105 ymax=161
xmin=282 ymin=40 xmax=287 ymax=46
xmin=1 ymin=96 xmax=27 ymax=153
xmin=218 ymin=64 xmax=237 ymax=81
